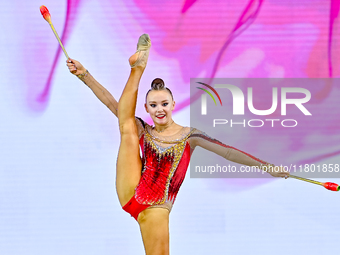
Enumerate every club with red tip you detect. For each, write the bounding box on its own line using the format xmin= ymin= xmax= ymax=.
xmin=289 ymin=175 xmax=339 ymax=191
xmin=40 ymin=5 xmax=70 ymax=59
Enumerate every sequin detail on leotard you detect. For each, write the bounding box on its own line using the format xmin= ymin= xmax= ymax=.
xmin=134 ymin=126 xmax=195 ymax=206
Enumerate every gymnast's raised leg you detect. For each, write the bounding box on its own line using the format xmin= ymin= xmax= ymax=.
xmin=116 ymin=34 xmax=150 ymax=207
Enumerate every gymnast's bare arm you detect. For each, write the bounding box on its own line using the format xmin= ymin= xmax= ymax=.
xmin=66 ymin=58 xmax=118 ymax=117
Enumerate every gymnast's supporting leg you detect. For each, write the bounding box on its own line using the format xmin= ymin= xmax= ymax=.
xmin=138 ymin=208 xmax=170 ymax=255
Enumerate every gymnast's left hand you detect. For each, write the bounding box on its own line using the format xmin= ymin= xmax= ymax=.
xmin=267 ymin=166 xmax=290 ymax=179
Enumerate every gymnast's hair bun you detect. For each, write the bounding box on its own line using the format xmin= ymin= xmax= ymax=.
xmin=151 ymin=78 xmax=165 ymax=90
xmin=146 ymin=78 xmax=174 ymax=101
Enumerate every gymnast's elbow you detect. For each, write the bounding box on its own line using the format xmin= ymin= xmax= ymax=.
xmin=106 ymin=103 xmax=118 ymax=117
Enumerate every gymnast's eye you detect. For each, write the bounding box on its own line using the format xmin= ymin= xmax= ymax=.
xmin=162 ymin=103 xmax=168 ymax=107
xmin=150 ymin=104 xmax=156 ymax=107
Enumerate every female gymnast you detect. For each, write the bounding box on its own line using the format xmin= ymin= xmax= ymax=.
xmin=66 ymin=34 xmax=289 ymax=255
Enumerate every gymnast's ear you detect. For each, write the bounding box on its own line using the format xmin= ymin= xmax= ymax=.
xmin=144 ymin=103 xmax=149 ymax=113
xmin=171 ymin=100 xmax=176 ymax=111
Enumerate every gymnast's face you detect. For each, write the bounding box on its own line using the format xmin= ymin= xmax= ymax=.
xmin=145 ymin=90 xmax=175 ymax=126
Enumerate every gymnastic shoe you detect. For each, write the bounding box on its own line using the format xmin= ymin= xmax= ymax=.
xmin=129 ymin=34 xmax=151 ymax=68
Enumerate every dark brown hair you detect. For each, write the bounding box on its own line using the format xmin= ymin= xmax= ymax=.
xmin=145 ymin=78 xmax=174 ymax=101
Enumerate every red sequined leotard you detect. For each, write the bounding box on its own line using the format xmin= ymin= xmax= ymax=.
xmin=122 ymin=117 xmax=271 ymax=220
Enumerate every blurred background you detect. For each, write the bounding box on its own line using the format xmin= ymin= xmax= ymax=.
xmin=1 ymin=0 xmax=339 ymax=254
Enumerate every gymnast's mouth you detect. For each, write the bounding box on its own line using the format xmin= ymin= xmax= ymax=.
xmin=156 ymin=115 xmax=165 ymax=119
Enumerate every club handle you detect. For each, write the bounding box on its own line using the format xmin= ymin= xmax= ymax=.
xmin=289 ymin=175 xmax=323 ymax=185
xmin=49 ymin=24 xmax=70 ymax=59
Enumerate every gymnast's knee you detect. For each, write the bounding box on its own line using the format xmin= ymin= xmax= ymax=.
xmin=119 ymin=120 xmax=138 ymax=135
xmin=137 ymin=207 xmax=169 ymax=225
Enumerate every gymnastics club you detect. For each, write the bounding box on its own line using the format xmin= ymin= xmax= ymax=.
xmin=40 ymin=5 xmax=70 ymax=59
xmin=289 ymin=174 xmax=339 ymax=191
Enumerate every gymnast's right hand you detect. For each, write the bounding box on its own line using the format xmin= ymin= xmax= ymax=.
xmin=66 ymin=58 xmax=86 ymax=76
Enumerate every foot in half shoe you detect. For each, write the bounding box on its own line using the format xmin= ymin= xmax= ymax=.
xmin=129 ymin=34 xmax=151 ymax=69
